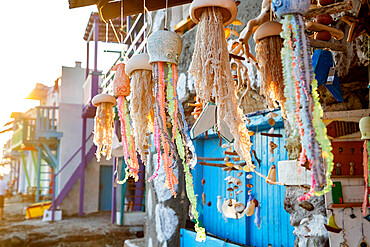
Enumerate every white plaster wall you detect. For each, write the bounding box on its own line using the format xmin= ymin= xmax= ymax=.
xmin=57 ymin=103 xmax=83 ymax=191
xmin=25 ymin=151 xmax=36 ymax=187
xmin=56 ymin=63 xmax=106 ymax=215
xmin=58 ymin=114 xmax=113 ymax=215
xmin=18 ymin=159 xmax=26 ymax=194
xmin=325 ymin=177 xmax=370 ymax=246
xmin=57 ymin=63 xmax=85 ymax=191
xmin=59 ymin=63 xmax=85 ymax=105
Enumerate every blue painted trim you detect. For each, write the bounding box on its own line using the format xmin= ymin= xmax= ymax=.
xmin=194 ymin=110 xmax=283 ymax=140
xmin=180 ymin=229 xmax=243 ymax=247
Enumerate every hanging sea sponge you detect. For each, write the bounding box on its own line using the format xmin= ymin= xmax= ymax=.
xmin=126 ymin=54 xmax=155 ymax=164
xmin=254 ymin=21 xmax=286 ymax=116
xmin=189 ymin=6 xmax=253 ymax=167
xmin=92 ymin=94 xmax=116 ymax=162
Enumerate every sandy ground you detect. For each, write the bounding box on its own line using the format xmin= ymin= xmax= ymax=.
xmin=0 ymin=195 xmax=143 ymax=247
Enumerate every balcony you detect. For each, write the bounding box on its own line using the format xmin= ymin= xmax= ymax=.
xmin=10 ymin=118 xmax=36 ymax=151
xmin=10 ymin=107 xmax=62 ymax=151
xmin=35 ymin=106 xmax=63 ymax=140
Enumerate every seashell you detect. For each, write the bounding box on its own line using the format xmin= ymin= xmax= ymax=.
xmin=202 ymin=178 xmax=206 ymax=185
xmin=237 ymin=171 xmax=243 ymax=177
xmin=222 ymin=143 xmax=234 ymax=149
xmin=224 ymin=156 xmax=230 ymax=162
xmin=247 ymin=184 xmax=254 ymax=188
xmin=245 ymin=200 xmax=256 ymax=216
xmin=234 ymin=202 xmax=246 ymax=213
xmin=207 ymin=201 xmax=212 ymax=207
xmin=234 ymin=164 xmax=243 ymax=170
xmin=270 ymin=141 xmax=278 ymax=152
xmin=267 ymin=165 xmax=277 ymax=184
xmin=268 ymin=118 xmax=276 ymax=126
xmin=267 ymin=112 xmax=278 ymax=118
xmin=222 ymin=199 xmax=246 ymax=219
xmin=246 ymin=174 xmax=253 ymax=179
xmin=225 ymin=162 xmax=234 ymax=167
xmin=233 ymin=185 xmax=239 ymax=190
xmin=243 ymin=165 xmax=252 ymax=172
xmin=233 ymin=157 xmax=241 ymax=162
xmin=230 ymin=177 xmax=242 ymax=186
xmin=224 ymin=176 xmax=232 ymax=181
xmin=227 ymin=187 xmax=234 ymax=192
xmin=231 ymin=62 xmax=238 ymax=71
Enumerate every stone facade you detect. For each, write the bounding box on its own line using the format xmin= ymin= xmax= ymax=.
xmin=144 ymin=0 xmax=369 ymax=246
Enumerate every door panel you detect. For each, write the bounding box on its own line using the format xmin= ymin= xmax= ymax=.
xmin=99 ymin=165 xmax=113 ymax=211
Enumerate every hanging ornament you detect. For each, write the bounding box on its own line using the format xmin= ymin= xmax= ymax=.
xmin=189 ymin=0 xmax=254 ymax=172
xmin=147 ymin=29 xmax=205 ymax=241
xmin=324 ymin=213 xmax=342 ymax=233
xmin=312 ymin=49 xmax=343 ymax=102
xmin=147 ymin=30 xmax=182 ymax=194
xmin=267 ymin=165 xmax=277 ymax=184
xmin=274 ymin=0 xmax=334 ymax=200
xmin=245 ymin=193 xmax=256 ymax=216
xmin=360 ymin=116 xmax=370 ymax=215
xmin=254 ymin=21 xmax=286 ymax=116
xmin=125 ymin=53 xmax=155 ymax=165
xmin=92 ymin=94 xmax=116 ymax=162
xmin=112 ymin=62 xmax=140 ymax=182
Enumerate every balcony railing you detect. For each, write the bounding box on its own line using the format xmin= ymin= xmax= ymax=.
xmin=10 ymin=118 xmax=36 ymax=150
xmin=35 ymin=106 xmax=62 ymax=140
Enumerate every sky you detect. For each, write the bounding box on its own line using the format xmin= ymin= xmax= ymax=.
xmin=0 ymin=0 xmax=122 ymax=159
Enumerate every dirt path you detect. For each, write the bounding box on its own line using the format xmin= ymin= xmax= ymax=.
xmin=0 ymin=195 xmax=143 ymax=247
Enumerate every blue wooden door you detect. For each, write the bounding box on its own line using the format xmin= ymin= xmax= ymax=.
xmin=99 ymin=165 xmax=113 ymax=211
xmin=190 ymin=110 xmax=295 ymax=247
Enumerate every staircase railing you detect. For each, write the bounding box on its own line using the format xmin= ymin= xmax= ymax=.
xmin=50 ymin=132 xmax=95 ymax=220
xmin=100 ymin=13 xmax=148 ymax=94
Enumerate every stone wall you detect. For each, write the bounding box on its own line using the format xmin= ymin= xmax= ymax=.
xmin=284 ymin=187 xmax=329 ymax=247
xmin=144 ymin=0 xmax=369 ymax=246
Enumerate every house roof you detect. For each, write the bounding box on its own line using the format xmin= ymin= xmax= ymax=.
xmin=26 ymin=83 xmax=50 ymax=101
xmin=70 ymin=0 xmax=192 ymax=21
xmin=83 ymin=12 xmax=123 ymax=43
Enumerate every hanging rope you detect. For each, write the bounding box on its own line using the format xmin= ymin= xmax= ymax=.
xmin=164 ymin=0 xmax=168 ymax=29
xmin=109 ymin=20 xmax=121 ymax=43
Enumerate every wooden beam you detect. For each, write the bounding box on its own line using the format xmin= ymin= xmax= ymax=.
xmin=199 ymin=162 xmax=226 ymax=168
xmin=305 ymin=1 xmax=353 ymax=19
xmin=330 ymin=202 xmax=362 ymax=208
xmin=260 ymin=133 xmax=283 ymax=138
xmin=309 ymin=39 xmax=348 ymax=53
xmin=198 ymin=157 xmax=224 ymax=161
